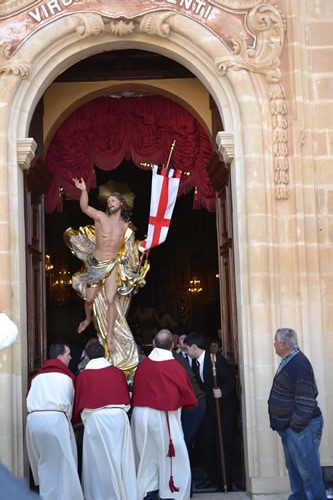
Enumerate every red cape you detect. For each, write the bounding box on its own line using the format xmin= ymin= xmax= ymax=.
xmin=132 ymin=358 xmax=198 ymax=411
xmin=73 ymin=365 xmax=130 ymax=423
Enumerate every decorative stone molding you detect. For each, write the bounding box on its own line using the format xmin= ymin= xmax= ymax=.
xmin=2 ymin=1 xmax=288 ymax=199
xmin=269 ymin=82 xmax=289 ymax=199
xmin=216 ymin=132 xmax=234 ymax=164
xmin=17 ymin=138 xmax=37 ymax=170
xmin=110 ymin=19 xmax=136 ymax=36
xmin=0 ymin=43 xmax=30 ymax=77
xmin=74 ymin=13 xmax=106 ymax=38
xmin=214 ymin=3 xmax=289 ymax=199
xmin=138 ymin=12 xmax=173 ymax=37
xmin=215 ymin=4 xmax=285 ymax=80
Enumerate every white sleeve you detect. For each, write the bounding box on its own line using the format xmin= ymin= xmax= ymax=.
xmin=0 ymin=313 xmax=18 ymax=350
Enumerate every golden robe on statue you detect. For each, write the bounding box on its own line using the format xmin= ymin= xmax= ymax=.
xmin=64 ymin=224 xmax=149 ymax=372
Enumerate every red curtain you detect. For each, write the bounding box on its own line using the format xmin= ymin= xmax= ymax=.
xmin=45 ymin=95 xmax=215 ymax=213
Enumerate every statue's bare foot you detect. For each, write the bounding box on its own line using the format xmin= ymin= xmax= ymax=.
xmin=78 ymin=319 xmax=90 ymax=334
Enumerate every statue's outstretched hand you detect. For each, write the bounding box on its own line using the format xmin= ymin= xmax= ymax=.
xmin=73 ymin=177 xmax=86 ymax=191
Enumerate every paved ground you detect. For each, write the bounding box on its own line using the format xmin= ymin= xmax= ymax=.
xmin=193 ymin=493 xmax=288 ymax=500
xmin=193 ymin=493 xmax=249 ymax=499
xmin=191 ymin=481 xmax=288 ymax=500
xmin=193 ymin=486 xmax=333 ymax=499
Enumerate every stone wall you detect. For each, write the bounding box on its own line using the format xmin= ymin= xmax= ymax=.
xmin=280 ymin=0 xmax=333 ymax=466
xmin=0 ymin=1 xmax=332 ymax=496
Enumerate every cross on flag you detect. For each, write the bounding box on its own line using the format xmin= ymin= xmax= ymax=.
xmin=139 ymin=165 xmax=181 ymax=253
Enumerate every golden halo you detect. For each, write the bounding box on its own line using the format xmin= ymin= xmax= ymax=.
xmin=98 ymin=180 xmax=135 ymax=209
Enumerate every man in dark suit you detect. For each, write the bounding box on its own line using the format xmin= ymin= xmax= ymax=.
xmin=173 ymin=337 xmax=206 ymax=448
xmin=184 ymin=332 xmax=237 ymax=491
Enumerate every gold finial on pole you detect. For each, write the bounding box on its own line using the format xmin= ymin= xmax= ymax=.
xmin=165 ymin=140 xmax=176 ymax=172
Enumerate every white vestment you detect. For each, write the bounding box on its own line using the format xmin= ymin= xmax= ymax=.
xmin=79 ymin=358 xmax=138 ymax=500
xmin=26 ymin=370 xmax=83 ymax=500
xmin=131 ymin=349 xmax=192 ymax=500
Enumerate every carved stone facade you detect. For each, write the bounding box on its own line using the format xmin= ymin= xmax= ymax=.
xmin=0 ymin=0 xmax=332 ymax=496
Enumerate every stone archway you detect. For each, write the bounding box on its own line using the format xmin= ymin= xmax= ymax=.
xmin=0 ymin=2 xmax=290 ymax=494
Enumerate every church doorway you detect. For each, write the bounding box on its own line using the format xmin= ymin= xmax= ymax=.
xmin=27 ymin=49 xmax=234 ymax=365
xmin=26 ymin=48 xmax=244 ymax=490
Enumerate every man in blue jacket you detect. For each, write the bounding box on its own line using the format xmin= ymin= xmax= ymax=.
xmin=268 ymin=327 xmax=327 ymax=499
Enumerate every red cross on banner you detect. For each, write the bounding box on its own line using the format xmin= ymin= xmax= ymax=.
xmin=139 ymin=165 xmax=181 ymax=252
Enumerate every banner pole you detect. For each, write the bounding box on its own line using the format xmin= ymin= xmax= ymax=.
xmin=165 ymin=140 xmax=176 ymax=173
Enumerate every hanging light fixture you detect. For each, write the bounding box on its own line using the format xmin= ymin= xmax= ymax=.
xmin=49 ymin=268 xmax=72 ymax=304
xmin=188 ymin=277 xmax=202 ymax=294
xmin=45 ymin=254 xmax=54 ymax=272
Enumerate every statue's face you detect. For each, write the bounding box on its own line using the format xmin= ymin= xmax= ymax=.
xmin=107 ymin=195 xmax=121 ymax=214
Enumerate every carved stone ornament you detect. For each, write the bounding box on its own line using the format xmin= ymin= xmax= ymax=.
xmin=109 ymin=19 xmax=136 ymax=36
xmin=0 ymin=43 xmax=30 ymax=77
xmin=138 ymin=12 xmax=173 ymax=38
xmin=17 ymin=138 xmax=37 ymax=170
xmin=1 ymin=0 xmax=288 ymax=199
xmin=215 ymin=3 xmax=289 ymax=199
xmin=74 ymin=13 xmax=106 ymax=38
xmin=215 ymin=4 xmax=285 ymax=80
xmin=269 ymin=82 xmax=289 ymax=199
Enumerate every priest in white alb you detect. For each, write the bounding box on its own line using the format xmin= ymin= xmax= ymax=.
xmin=26 ymin=343 xmax=83 ymax=500
xmin=73 ymin=341 xmax=138 ymax=500
xmin=131 ymin=329 xmax=198 ymax=500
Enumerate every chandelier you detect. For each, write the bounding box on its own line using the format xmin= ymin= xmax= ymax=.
xmin=45 ymin=254 xmax=72 ymax=304
xmin=188 ymin=277 xmax=202 ymax=294
xmin=45 ymin=254 xmax=54 ymax=272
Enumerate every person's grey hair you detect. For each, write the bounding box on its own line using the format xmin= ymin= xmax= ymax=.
xmin=154 ymin=329 xmax=173 ymax=350
xmin=275 ymin=328 xmax=298 ymax=350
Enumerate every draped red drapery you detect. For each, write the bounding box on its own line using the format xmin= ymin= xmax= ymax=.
xmin=45 ymin=95 xmax=215 ymax=213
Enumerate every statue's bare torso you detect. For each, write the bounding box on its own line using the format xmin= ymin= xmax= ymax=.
xmin=94 ymin=213 xmax=128 ymax=261
xmin=72 ymin=177 xmax=129 ymax=351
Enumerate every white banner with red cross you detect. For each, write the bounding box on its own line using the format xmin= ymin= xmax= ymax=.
xmin=139 ymin=165 xmax=181 ymax=253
